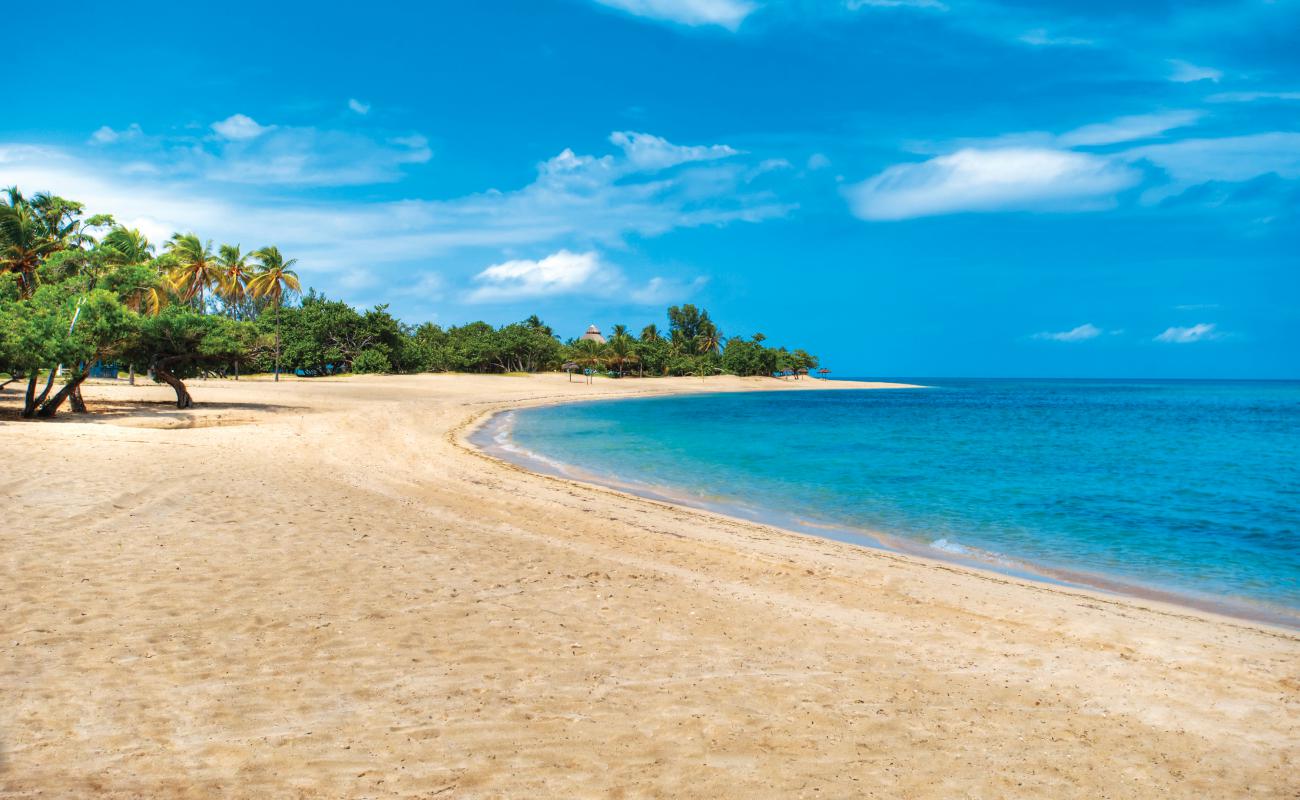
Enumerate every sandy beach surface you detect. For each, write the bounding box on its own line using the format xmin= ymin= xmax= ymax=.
xmin=2 ymin=373 xmax=1297 ymax=798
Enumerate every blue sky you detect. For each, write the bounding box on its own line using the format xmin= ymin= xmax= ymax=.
xmin=4 ymin=0 xmax=1298 ymax=377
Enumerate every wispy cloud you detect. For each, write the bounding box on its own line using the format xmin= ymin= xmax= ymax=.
xmin=1018 ymin=28 xmax=1092 ymax=47
xmin=1125 ymin=132 xmax=1300 ymax=199
xmin=1167 ymin=59 xmax=1222 ymax=83
xmin=0 ymin=127 xmax=780 ymax=309
xmin=1032 ymin=323 xmax=1103 ymax=342
xmin=1207 ymin=90 xmax=1300 ymax=103
xmin=609 ymin=130 xmax=739 ymax=170
xmin=1058 ymin=110 xmax=1201 ymax=147
xmin=348 ymin=98 xmax=371 ymax=115
xmin=846 ymin=0 xmax=946 ymax=10
xmin=77 ymin=115 xmax=433 ymax=187
xmin=89 ymin=124 xmax=143 ymax=145
xmin=591 ymin=0 xmax=757 ymax=30
xmin=844 ymin=147 xmax=1139 ymax=220
xmin=1155 ymin=323 xmax=1224 ymax=343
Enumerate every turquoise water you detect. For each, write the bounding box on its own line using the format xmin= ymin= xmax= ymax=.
xmin=487 ymin=380 xmax=1300 ymax=626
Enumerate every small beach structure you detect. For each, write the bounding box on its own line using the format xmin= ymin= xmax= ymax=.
xmin=562 ymin=361 xmax=579 ymax=382
xmin=818 ymin=368 xmax=830 ymax=378
xmin=579 ymin=324 xmax=607 ymax=344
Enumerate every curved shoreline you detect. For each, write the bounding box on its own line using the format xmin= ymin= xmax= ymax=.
xmin=458 ymin=393 xmax=1300 ymax=634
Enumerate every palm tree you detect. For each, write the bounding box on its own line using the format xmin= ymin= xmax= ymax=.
xmin=640 ymin=323 xmax=661 ymax=342
xmin=215 ymin=244 xmax=253 ymax=319
xmin=0 ymin=188 xmax=67 ymax=298
xmin=571 ymin=338 xmax=606 ymax=384
xmin=247 ymin=245 xmax=301 ymax=381
xmin=611 ymin=323 xmax=629 ymax=340
xmin=101 ymin=227 xmax=154 ymax=265
xmin=697 ymin=322 xmax=723 ymax=356
xmin=606 ymin=334 xmax=639 ymax=377
xmin=166 ymin=233 xmax=218 ymax=312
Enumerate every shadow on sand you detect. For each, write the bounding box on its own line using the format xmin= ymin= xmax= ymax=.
xmin=0 ymin=398 xmax=305 ymax=428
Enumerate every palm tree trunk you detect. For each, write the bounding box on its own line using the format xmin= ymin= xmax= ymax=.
xmin=273 ymin=300 xmax=281 ymax=382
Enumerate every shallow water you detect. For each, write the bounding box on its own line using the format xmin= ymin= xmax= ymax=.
xmin=487 ymin=379 xmax=1300 ymax=626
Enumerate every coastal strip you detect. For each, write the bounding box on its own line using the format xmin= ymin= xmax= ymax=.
xmin=3 ymin=373 xmax=1296 ymax=798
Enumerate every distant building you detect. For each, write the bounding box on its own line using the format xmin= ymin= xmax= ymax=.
xmin=579 ymin=324 xmax=607 ymax=344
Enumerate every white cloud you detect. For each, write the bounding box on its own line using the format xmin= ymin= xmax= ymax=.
xmin=468 ymin=250 xmax=606 ymax=302
xmin=1018 ymin=28 xmax=1092 ymax=47
xmin=465 ymin=250 xmax=703 ymax=305
xmin=807 ymin=153 xmax=831 ymax=170
xmin=1207 ymin=91 xmax=1300 ymax=103
xmin=90 ymin=123 xmax=143 ymax=145
xmin=1175 ymin=303 xmax=1219 ymax=311
xmin=609 ymin=131 xmax=739 ymax=170
xmin=211 ymin=113 xmax=273 ymax=141
xmin=0 ymin=129 xmax=780 ymax=314
xmin=847 ymin=0 xmax=946 ymax=10
xmin=629 ymin=275 xmax=709 ymax=304
xmin=1032 ymin=323 xmax=1103 ymax=342
xmin=1167 ymin=60 xmax=1222 ymax=83
xmin=1125 ymin=132 xmax=1300 ymax=196
xmin=348 ymin=98 xmax=371 ymax=115
xmin=1058 ymin=110 xmax=1201 ymax=147
xmin=592 ymin=0 xmax=756 ymax=30
xmin=844 ymin=147 xmax=1140 ymax=220
xmin=1155 ymin=323 xmax=1223 ymax=343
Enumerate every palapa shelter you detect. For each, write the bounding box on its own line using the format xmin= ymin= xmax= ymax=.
xmin=579 ymin=325 xmax=607 ymax=344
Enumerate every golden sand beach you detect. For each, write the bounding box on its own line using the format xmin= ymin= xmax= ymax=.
xmin=2 ymin=373 xmax=1297 ymax=797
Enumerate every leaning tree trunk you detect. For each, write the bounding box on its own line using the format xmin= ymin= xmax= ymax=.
xmin=154 ymin=361 xmax=194 ymax=409
xmin=70 ymin=383 xmax=88 ymax=413
xmin=36 ymin=368 xmax=90 ymax=418
xmin=22 ymin=370 xmax=58 ymax=418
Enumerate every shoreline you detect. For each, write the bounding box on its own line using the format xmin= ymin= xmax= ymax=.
xmin=460 ymin=391 xmax=1300 ymax=635
xmin=4 ymin=372 xmax=1297 ymax=797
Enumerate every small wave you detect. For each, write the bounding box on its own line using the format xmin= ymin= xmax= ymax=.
xmin=930 ymin=537 xmax=969 ymax=555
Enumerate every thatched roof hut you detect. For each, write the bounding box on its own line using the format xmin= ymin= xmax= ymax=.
xmin=579 ymin=324 xmax=607 ymax=344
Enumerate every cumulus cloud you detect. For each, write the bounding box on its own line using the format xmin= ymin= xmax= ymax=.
xmin=610 ymin=131 xmax=739 ymax=170
xmin=591 ymin=0 xmax=756 ymax=30
xmin=465 ymin=250 xmax=703 ymax=305
xmin=1155 ymin=323 xmax=1223 ymax=343
xmin=1167 ymin=60 xmax=1222 ymax=83
xmin=844 ymin=147 xmax=1140 ymax=220
xmin=348 ymin=98 xmax=371 ymax=115
xmin=212 ymin=113 xmax=273 ymax=141
xmin=467 ymin=250 xmax=607 ymax=302
xmin=1058 ymin=110 xmax=1201 ymax=147
xmin=1032 ymin=323 xmax=1103 ymax=342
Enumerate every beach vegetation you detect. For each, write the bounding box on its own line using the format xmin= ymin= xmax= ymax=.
xmin=1 ymin=185 xmax=821 ymax=416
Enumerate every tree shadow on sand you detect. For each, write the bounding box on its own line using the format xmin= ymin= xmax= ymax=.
xmin=0 ymin=398 xmax=305 ymax=427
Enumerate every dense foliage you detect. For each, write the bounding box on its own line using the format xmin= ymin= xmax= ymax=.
xmin=1 ymin=186 xmax=819 ymax=417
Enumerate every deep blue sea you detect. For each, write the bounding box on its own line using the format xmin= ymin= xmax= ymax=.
xmin=484 ymin=380 xmax=1300 ymax=626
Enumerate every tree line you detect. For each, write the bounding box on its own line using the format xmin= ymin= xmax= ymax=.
xmin=1 ymin=186 xmax=818 ymax=418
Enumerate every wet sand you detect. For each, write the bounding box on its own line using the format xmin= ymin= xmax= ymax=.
xmin=2 ymin=373 xmax=1297 ymax=798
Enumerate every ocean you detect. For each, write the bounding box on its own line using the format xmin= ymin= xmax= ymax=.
xmin=476 ymin=379 xmax=1300 ymax=627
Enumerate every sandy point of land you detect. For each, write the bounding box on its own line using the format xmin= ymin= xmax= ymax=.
xmin=1 ymin=372 xmax=1297 ymax=798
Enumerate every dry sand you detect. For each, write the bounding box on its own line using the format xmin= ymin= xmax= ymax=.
xmin=2 ymin=372 xmax=1297 ymax=798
